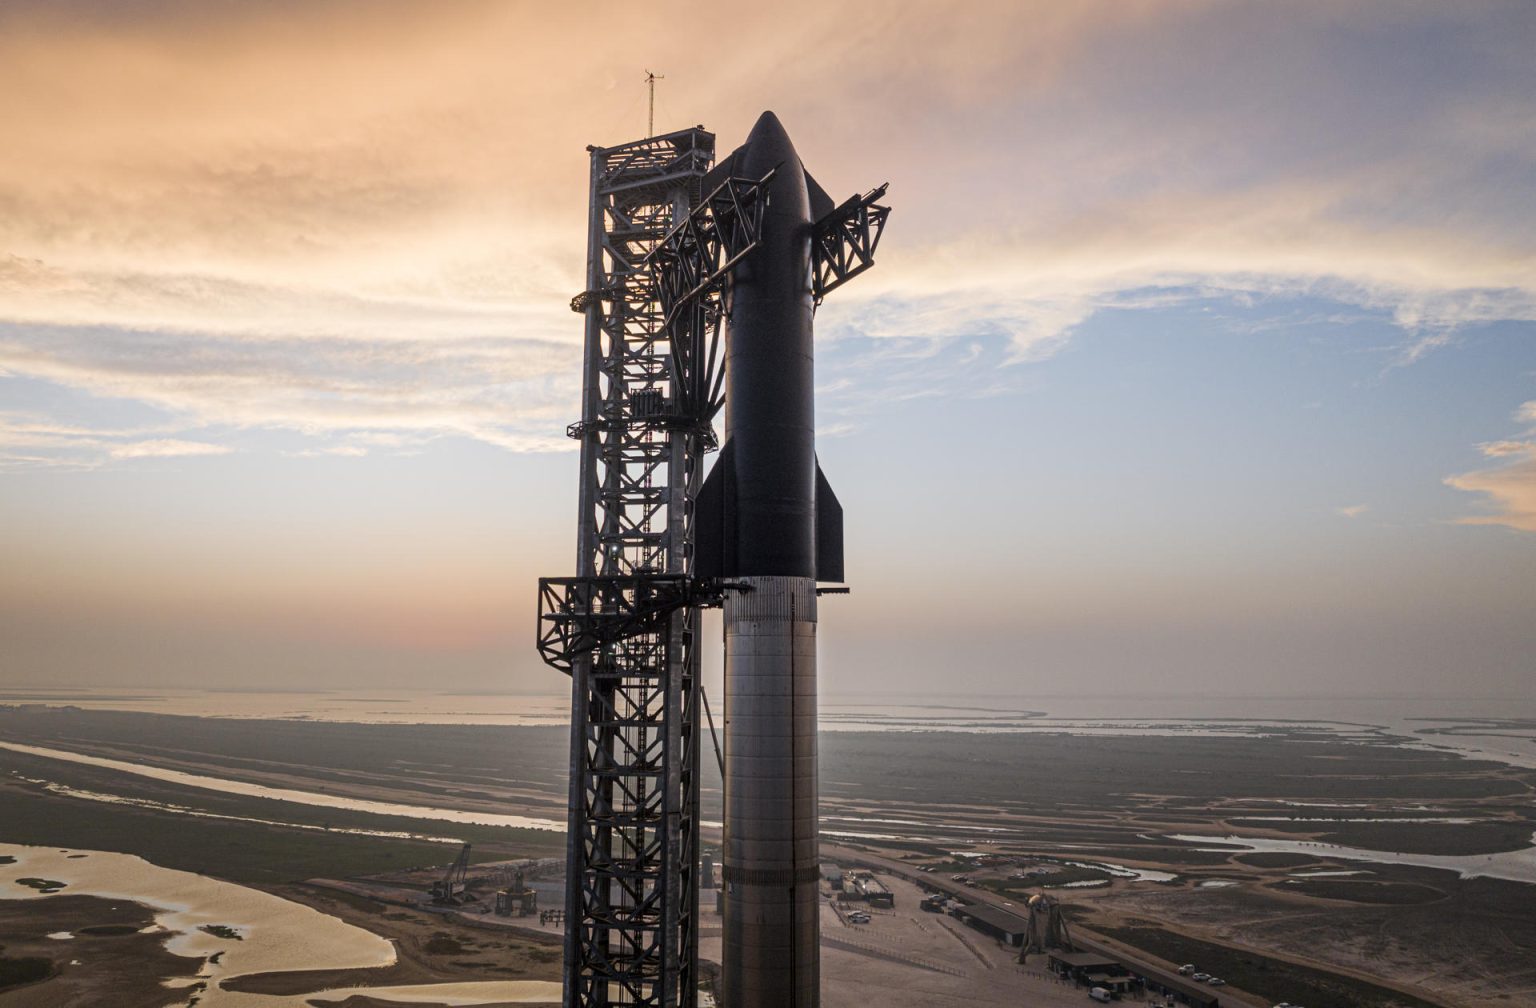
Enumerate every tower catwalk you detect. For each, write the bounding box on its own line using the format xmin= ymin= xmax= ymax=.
xmin=539 ymin=113 xmax=888 ymax=1008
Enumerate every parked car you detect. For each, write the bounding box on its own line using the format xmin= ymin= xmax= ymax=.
xmin=1178 ymin=965 xmax=1196 ymax=976
xmin=1089 ymin=988 xmax=1113 ymax=1003
xmin=1208 ymin=978 xmax=1227 ymax=987
xmin=1192 ymin=973 xmax=1211 ymax=982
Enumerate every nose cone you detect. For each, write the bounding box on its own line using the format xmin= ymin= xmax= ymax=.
xmin=747 ymin=110 xmax=789 ymax=146
xmin=743 ymin=110 xmax=799 ymax=171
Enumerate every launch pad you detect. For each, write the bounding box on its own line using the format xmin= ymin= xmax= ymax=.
xmin=538 ymin=114 xmax=888 ymax=1007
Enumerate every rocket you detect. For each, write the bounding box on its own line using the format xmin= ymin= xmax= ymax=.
xmin=694 ymin=111 xmax=845 ymax=1008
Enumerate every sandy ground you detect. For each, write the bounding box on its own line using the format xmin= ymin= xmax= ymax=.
xmin=221 ymin=883 xmax=560 ymax=998
xmin=311 ymin=1001 xmax=537 ymax=1008
xmin=824 ymin=838 xmax=1536 ymax=1008
xmin=0 ymin=885 xmax=561 ymax=1006
xmin=699 ymin=873 xmax=1126 ymax=1008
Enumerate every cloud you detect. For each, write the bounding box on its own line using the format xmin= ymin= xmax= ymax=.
xmin=0 ymin=1 xmax=1533 ymax=461
xmin=1335 ymin=504 xmax=1370 ymax=519
xmin=110 ymin=439 xmax=232 ymax=459
xmin=0 ymin=324 xmax=577 ymax=455
xmin=0 ymin=410 xmax=191 ymax=469
xmin=1445 ymin=440 xmax=1536 ymax=533
xmin=286 ymin=444 xmax=370 ymax=458
xmin=1478 ymin=439 xmax=1534 ymax=458
xmin=0 ymin=411 xmax=237 ymax=466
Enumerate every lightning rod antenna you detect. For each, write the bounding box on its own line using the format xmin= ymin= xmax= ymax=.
xmin=645 ymin=69 xmax=664 ymax=136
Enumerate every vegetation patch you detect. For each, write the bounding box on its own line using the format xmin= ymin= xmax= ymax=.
xmin=1234 ymin=852 xmax=1317 ymax=868
xmin=974 ymin=865 xmax=1115 ymax=897
xmin=424 ymin=934 xmax=466 ymax=955
xmin=1091 ymin=923 xmax=1444 ymax=1008
xmin=1229 ymin=817 xmax=1536 ymax=855
xmin=1275 ymin=878 xmax=1446 ymax=905
xmin=0 ymin=782 xmax=503 ymax=884
xmin=200 ymin=924 xmax=243 ymax=940
xmin=15 ymin=878 xmax=66 ymax=891
xmin=77 ymin=924 xmax=141 ymax=936
xmin=0 ymin=953 xmax=54 ymax=990
xmin=1110 ymin=845 xmax=1231 ymax=866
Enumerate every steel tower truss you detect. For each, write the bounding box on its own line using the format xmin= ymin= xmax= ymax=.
xmin=548 ymin=126 xmax=721 ymax=1008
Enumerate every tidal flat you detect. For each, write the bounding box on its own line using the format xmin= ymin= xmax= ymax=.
xmin=2 ymin=704 xmax=1534 ymax=1007
xmin=0 ymin=844 xmax=562 ymax=1007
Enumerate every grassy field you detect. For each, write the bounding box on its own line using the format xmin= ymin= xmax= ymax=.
xmin=1235 ymin=852 xmax=1318 ymax=868
xmin=0 ymin=952 xmax=52 ymax=990
xmin=1270 ymin=878 xmax=1447 ymax=905
xmin=7 ymin=707 xmax=1535 ymax=828
xmin=0 ymin=744 xmax=562 ymax=852
xmin=0 ymin=783 xmax=451 ymax=882
xmin=1227 ymin=817 xmax=1536 ymax=855
xmin=1092 ymin=922 xmax=1446 ymax=1008
xmin=0 ymin=782 xmax=559 ymax=884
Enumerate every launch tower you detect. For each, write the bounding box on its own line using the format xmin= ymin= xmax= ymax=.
xmin=538 ymin=116 xmax=888 ymax=1008
xmin=542 ymin=126 xmax=717 ymax=1008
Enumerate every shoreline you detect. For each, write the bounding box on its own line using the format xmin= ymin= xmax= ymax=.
xmin=4 ymin=705 xmax=1533 ymax=1007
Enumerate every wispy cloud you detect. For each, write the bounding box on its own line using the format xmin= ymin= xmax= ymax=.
xmin=0 ymin=324 xmax=577 ymax=458
xmin=1446 ymin=400 xmax=1536 ymax=534
xmin=1446 ymin=441 xmax=1536 ymax=534
xmin=109 ymin=439 xmax=232 ymax=460
xmin=1335 ymin=504 xmax=1370 ymax=519
xmin=288 ymin=444 xmax=369 ymax=458
xmin=0 ymin=410 xmax=194 ymax=469
xmin=0 ymin=1 xmax=1533 ymax=464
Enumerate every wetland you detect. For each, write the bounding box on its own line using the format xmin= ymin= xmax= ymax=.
xmin=2 ymin=701 xmax=1534 ymax=1007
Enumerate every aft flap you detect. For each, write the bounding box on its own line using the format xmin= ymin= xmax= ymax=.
xmin=815 ymin=458 xmax=844 ymax=583
xmin=694 ymin=440 xmax=736 ymax=579
xmin=804 ymin=168 xmax=836 ymax=223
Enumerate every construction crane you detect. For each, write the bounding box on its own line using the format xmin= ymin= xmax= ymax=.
xmin=429 ymin=842 xmax=472 ymax=905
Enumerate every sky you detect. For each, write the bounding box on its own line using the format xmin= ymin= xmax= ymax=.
xmin=1 ymin=0 xmax=1533 ymax=700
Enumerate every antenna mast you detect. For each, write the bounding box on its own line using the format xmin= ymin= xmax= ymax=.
xmin=645 ymin=69 xmax=664 ymax=136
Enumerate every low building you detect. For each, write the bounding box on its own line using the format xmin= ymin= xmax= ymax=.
xmin=1048 ymin=950 xmax=1128 ymax=985
xmin=836 ymin=870 xmax=894 ymax=907
xmin=1134 ymin=964 xmax=1221 ymax=1008
xmin=821 ymin=863 xmax=844 ymax=888
xmin=952 ymin=903 xmax=1031 ymax=945
xmin=850 ymin=873 xmax=894 ymax=908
